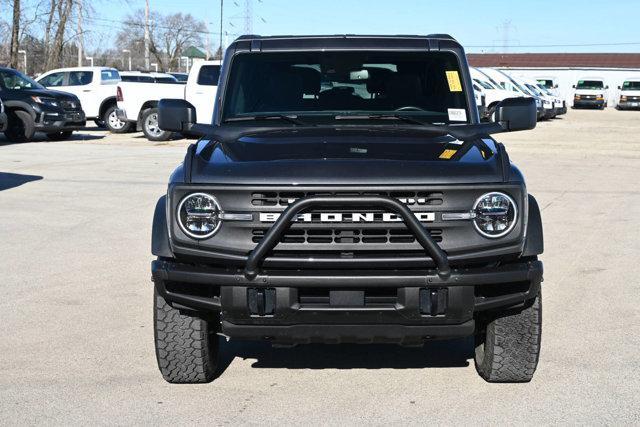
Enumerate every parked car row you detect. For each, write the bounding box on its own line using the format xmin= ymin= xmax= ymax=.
xmin=470 ymin=67 xmax=566 ymax=122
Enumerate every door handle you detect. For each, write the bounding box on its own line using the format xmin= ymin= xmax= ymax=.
xmin=83 ymin=90 xmax=92 ymax=92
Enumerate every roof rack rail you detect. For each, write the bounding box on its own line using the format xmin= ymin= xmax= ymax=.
xmin=426 ymin=33 xmax=456 ymax=40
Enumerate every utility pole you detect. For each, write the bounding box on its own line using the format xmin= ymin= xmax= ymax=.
xmin=243 ymin=0 xmax=252 ymax=34
xmin=501 ymin=20 xmax=512 ymax=53
xmin=144 ymin=0 xmax=151 ymax=70
xmin=77 ymin=0 xmax=84 ymax=67
xmin=219 ymin=0 xmax=223 ymax=58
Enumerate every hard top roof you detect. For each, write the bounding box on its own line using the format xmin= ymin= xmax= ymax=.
xmin=229 ymin=34 xmax=462 ymax=51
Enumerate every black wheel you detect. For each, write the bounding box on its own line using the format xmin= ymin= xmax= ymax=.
xmin=4 ymin=110 xmax=35 ymax=143
xmin=103 ymin=105 xmax=132 ymax=133
xmin=154 ymin=287 xmax=219 ymax=383
xmin=142 ymin=108 xmax=172 ymax=141
xmin=474 ymin=293 xmax=542 ymax=383
xmin=46 ymin=131 xmax=73 ymax=141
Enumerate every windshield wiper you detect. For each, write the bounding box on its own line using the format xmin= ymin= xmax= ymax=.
xmin=335 ymin=113 xmax=429 ymax=126
xmin=224 ymin=114 xmax=306 ymax=125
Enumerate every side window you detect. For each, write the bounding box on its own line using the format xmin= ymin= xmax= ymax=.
xmin=68 ymin=71 xmax=93 ymax=86
xmin=197 ymin=65 xmax=221 ymax=86
xmin=40 ymin=72 xmax=65 ymax=87
xmin=101 ymin=69 xmax=120 ymax=82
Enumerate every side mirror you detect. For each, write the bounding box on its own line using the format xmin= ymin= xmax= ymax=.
xmin=158 ymin=98 xmax=196 ymax=132
xmin=572 ymin=85 xmax=576 ymax=88
xmin=494 ymin=97 xmax=537 ymax=132
xmin=618 ymin=86 xmax=621 ymax=90
xmin=605 ymin=85 xmax=609 ymax=89
xmin=554 ymin=84 xmax=558 ymax=89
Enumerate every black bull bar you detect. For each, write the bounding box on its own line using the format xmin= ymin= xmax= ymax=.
xmin=243 ymin=196 xmax=452 ymax=280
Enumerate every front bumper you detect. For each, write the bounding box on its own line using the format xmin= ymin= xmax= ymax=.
xmin=152 ymin=259 xmax=542 ymax=344
xmin=617 ymin=101 xmax=640 ymax=110
xmin=573 ymin=99 xmax=604 ymax=108
xmin=34 ymin=107 xmax=85 ymax=132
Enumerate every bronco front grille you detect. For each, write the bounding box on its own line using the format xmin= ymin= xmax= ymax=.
xmin=252 ymin=227 xmax=443 ymax=244
xmin=251 ymin=191 xmax=444 ymax=207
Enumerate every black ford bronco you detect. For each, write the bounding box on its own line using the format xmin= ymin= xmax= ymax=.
xmin=152 ymin=34 xmax=544 ymax=383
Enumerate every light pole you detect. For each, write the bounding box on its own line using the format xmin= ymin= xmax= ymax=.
xmin=85 ymin=56 xmax=94 ymax=67
xmin=18 ymin=50 xmax=27 ymax=74
xmin=122 ymin=49 xmax=132 ymax=71
xmin=180 ymin=56 xmax=189 ymax=73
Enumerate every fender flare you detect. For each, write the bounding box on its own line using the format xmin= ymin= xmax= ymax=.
xmin=151 ymin=195 xmax=173 ymax=257
xmin=98 ymin=97 xmax=117 ymax=118
xmin=3 ymin=101 xmax=37 ymax=120
xmin=523 ymin=194 xmax=544 ymax=256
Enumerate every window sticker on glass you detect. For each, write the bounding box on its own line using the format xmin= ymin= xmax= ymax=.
xmin=445 ymin=70 xmax=463 ymax=92
xmin=447 ymin=108 xmax=467 ymax=122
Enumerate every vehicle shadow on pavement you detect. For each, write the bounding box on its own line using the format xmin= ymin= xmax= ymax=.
xmin=0 ymin=172 xmax=43 ymax=191
xmin=216 ymin=337 xmax=472 ymax=373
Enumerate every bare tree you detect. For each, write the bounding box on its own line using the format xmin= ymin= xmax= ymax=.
xmin=117 ymin=9 xmax=206 ymax=71
xmin=9 ymin=0 xmax=21 ymax=68
xmin=156 ymin=13 xmax=206 ymax=71
xmin=46 ymin=0 xmax=73 ymax=69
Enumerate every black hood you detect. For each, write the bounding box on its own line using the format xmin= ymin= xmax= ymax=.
xmin=189 ymin=128 xmax=506 ymax=185
xmin=21 ymin=87 xmax=79 ymax=100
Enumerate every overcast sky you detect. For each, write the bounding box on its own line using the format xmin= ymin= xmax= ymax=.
xmin=86 ymin=0 xmax=640 ymax=53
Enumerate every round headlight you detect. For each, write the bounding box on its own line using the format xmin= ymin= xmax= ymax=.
xmin=472 ymin=192 xmax=517 ymax=238
xmin=177 ymin=193 xmax=222 ymax=239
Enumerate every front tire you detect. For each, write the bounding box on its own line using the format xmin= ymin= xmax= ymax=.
xmin=103 ymin=105 xmax=132 ymax=133
xmin=142 ymin=108 xmax=172 ymax=141
xmin=154 ymin=287 xmax=219 ymax=383
xmin=4 ymin=110 xmax=35 ymax=143
xmin=474 ymin=293 xmax=542 ymax=382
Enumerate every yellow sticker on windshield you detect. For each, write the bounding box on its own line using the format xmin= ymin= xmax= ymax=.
xmin=439 ymin=149 xmax=458 ymax=159
xmin=446 ymin=71 xmax=463 ymax=92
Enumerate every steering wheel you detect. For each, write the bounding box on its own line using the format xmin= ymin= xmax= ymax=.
xmin=395 ymin=106 xmax=425 ymax=111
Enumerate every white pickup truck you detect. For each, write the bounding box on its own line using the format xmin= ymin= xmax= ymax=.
xmin=116 ymin=60 xmax=221 ymax=141
xmin=36 ymin=66 xmax=132 ymax=133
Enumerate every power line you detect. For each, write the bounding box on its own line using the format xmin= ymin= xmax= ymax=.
xmin=467 ymin=41 xmax=640 ymax=48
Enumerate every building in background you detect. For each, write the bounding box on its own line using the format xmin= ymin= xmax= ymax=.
xmin=468 ymin=53 xmax=640 ymax=108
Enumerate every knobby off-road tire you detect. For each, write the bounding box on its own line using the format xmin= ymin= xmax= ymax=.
xmin=154 ymin=288 xmax=219 ymax=383
xmin=474 ymin=293 xmax=542 ymax=383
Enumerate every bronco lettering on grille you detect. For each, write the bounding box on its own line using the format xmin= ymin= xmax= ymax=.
xmin=259 ymin=212 xmax=435 ymax=223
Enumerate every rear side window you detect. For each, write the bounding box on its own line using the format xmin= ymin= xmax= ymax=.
xmin=101 ymin=69 xmax=120 ymax=82
xmin=155 ymin=76 xmax=178 ymax=84
xmin=197 ymin=65 xmax=221 ymax=86
xmin=40 ymin=72 xmax=65 ymax=87
xmin=68 ymin=71 xmax=93 ymax=86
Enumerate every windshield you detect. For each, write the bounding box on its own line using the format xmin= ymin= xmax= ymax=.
xmin=621 ymin=81 xmax=640 ymax=91
xmin=473 ymin=78 xmax=494 ymax=90
xmin=536 ymin=84 xmax=552 ymax=96
xmin=525 ymin=83 xmax=543 ymax=97
xmin=0 ymin=69 xmax=45 ymax=90
xmin=506 ymin=76 xmax=529 ymax=95
xmin=222 ymin=51 xmax=469 ymax=124
xmin=537 ymin=79 xmax=553 ymax=88
xmin=576 ymin=80 xmax=603 ymax=90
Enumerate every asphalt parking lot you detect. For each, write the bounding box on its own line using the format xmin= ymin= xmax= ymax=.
xmin=1 ymin=109 xmax=639 ymax=424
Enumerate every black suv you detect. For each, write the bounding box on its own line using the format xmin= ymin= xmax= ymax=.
xmin=0 ymin=67 xmax=85 ymax=142
xmin=152 ymin=35 xmax=544 ymax=383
